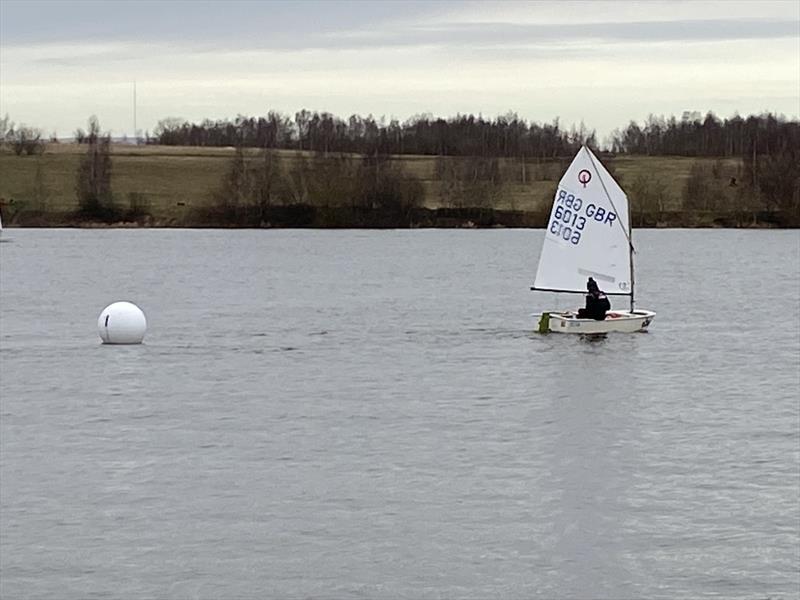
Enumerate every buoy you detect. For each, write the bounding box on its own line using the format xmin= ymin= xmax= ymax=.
xmin=98 ymin=302 xmax=147 ymax=344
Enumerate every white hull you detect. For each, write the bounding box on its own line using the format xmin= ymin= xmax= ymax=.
xmin=539 ymin=309 xmax=656 ymax=334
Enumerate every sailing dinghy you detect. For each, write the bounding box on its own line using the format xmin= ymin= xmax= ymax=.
xmin=532 ymin=145 xmax=655 ymax=334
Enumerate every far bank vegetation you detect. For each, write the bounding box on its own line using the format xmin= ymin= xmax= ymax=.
xmin=0 ymin=110 xmax=797 ymax=227
xmin=206 ymin=147 xmax=425 ymax=227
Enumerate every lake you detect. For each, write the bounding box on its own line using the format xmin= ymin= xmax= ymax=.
xmin=1 ymin=228 xmax=798 ymax=599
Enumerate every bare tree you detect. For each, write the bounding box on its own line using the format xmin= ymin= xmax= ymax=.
xmin=0 ymin=113 xmax=13 ymax=146
xmin=9 ymin=126 xmax=45 ymax=156
xmin=75 ymin=116 xmax=114 ymax=218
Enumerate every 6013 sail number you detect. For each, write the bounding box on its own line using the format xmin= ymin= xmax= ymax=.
xmin=548 ymin=189 xmax=618 ymax=245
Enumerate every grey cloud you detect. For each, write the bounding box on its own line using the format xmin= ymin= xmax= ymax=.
xmin=19 ymin=16 xmax=796 ymax=70
xmin=4 ymin=0 xmax=797 ymax=56
xmin=328 ymin=19 xmax=799 ymax=51
xmin=144 ymin=18 xmax=800 ymax=51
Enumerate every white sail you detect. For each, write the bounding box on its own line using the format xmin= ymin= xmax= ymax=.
xmin=533 ymin=146 xmax=632 ymax=296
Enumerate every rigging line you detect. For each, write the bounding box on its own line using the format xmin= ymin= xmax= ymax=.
xmin=584 ymin=147 xmax=635 ymax=252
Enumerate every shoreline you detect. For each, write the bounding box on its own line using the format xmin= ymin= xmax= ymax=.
xmin=3 ymin=206 xmax=795 ymax=229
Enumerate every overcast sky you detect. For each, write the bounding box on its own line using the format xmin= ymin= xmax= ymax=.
xmin=1 ymin=0 xmax=798 ymax=141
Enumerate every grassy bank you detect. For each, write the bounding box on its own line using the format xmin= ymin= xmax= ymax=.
xmin=0 ymin=143 xmax=793 ymax=227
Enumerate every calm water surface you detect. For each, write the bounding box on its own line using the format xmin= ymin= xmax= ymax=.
xmin=1 ymin=229 xmax=798 ymax=599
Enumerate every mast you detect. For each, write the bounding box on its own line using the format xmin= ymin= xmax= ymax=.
xmin=629 ymin=222 xmax=635 ymax=312
xmin=133 ymin=81 xmax=137 ymax=143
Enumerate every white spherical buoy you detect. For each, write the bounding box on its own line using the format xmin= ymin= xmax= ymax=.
xmin=98 ymin=301 xmax=147 ymax=344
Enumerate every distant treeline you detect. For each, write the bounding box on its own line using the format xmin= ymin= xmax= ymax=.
xmin=149 ymin=111 xmax=591 ymax=158
xmin=610 ymin=111 xmax=799 ymax=158
xmin=147 ymin=110 xmax=797 ymax=160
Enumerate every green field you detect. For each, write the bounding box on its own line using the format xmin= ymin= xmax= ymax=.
xmin=0 ymin=143 xmax=748 ymax=226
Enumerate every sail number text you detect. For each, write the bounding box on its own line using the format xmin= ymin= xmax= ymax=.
xmin=549 ymin=189 xmax=617 ymax=245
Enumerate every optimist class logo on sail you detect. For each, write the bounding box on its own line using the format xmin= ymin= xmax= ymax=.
xmin=548 ymin=189 xmax=618 ymax=246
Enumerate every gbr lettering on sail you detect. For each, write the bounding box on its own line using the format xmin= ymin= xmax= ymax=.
xmin=548 ymin=189 xmax=617 ymax=246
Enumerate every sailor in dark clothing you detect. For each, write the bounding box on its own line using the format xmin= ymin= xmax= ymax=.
xmin=577 ymin=277 xmax=611 ymax=320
